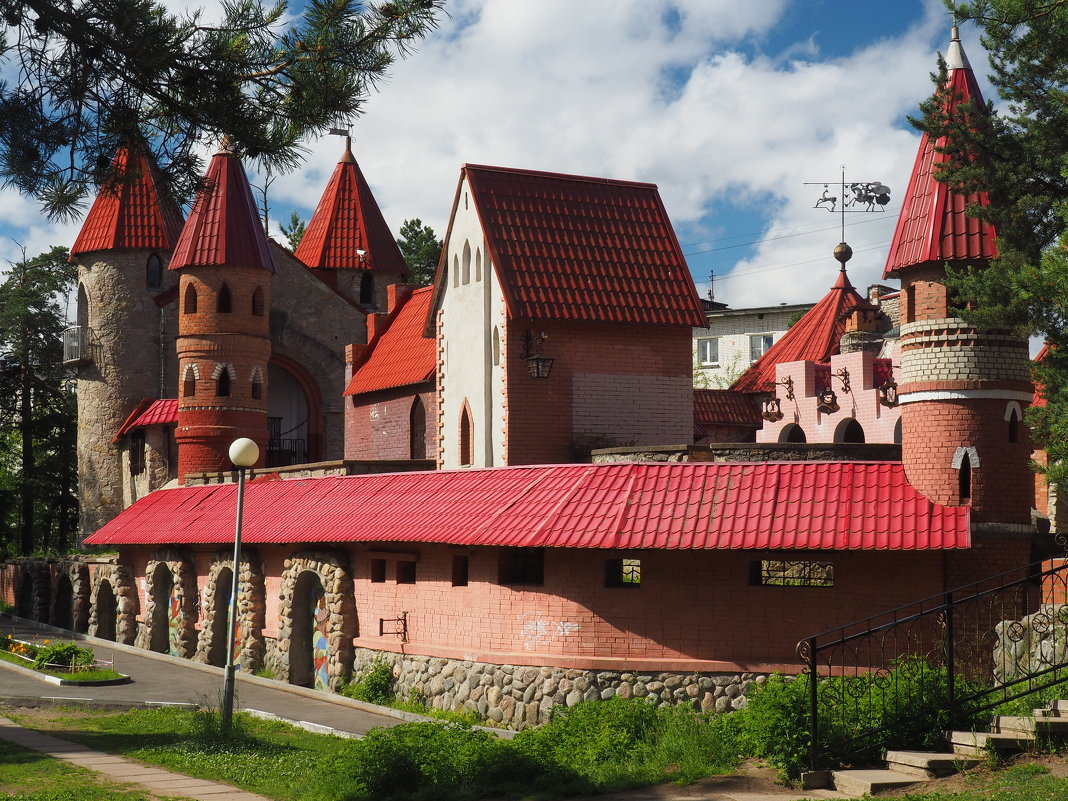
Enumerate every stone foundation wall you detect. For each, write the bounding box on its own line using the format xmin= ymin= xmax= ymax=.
xmin=993 ymin=603 xmax=1068 ymax=685
xmin=350 ymin=647 xmax=767 ymax=729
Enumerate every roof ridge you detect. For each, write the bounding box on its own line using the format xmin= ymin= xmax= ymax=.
xmin=462 ymin=163 xmax=659 ymax=190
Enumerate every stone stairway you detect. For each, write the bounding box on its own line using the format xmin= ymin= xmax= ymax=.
xmin=830 ymin=700 xmax=1068 ymax=796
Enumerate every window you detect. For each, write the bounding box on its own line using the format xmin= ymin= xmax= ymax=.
xmin=605 ymin=558 xmax=641 ymax=588
xmin=146 ymin=254 xmax=163 ymax=291
xmin=751 ymin=560 xmax=834 ymax=587
xmin=130 ymin=430 xmax=146 ymax=475
xmin=370 ymin=559 xmax=386 ymax=583
xmin=475 ymin=248 xmax=483 ymax=282
xmin=182 ymin=365 xmax=197 ymax=398
xmin=452 ymin=255 xmax=459 ymax=288
xmin=462 ymin=240 xmax=471 ymax=284
xmin=217 ymin=283 xmax=232 ymax=313
xmin=1008 ymin=407 xmax=1020 ymax=443
xmin=184 ymin=283 xmax=198 ymax=314
xmin=459 ymin=404 xmax=473 ymax=466
xmin=251 ymin=379 xmax=262 ymax=400
xmin=452 ymin=555 xmax=469 ymax=587
xmin=959 ymin=453 xmax=972 ymax=503
xmin=217 ymin=370 xmax=230 ymax=397
xmin=492 ymin=327 xmax=500 ymax=366
xmin=499 ymin=548 xmax=544 ymax=586
xmin=360 ymin=273 xmax=374 ymax=306
xmin=749 ymin=334 xmax=774 ymax=362
xmin=697 ymin=338 xmax=719 ymax=366
xmin=396 ymin=560 xmax=416 ymax=584
xmin=252 ymin=286 xmax=265 ymax=316
xmin=409 ymin=396 xmax=426 ymax=460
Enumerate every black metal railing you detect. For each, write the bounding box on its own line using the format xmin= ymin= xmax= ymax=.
xmin=797 ymin=558 xmax=1068 ymax=771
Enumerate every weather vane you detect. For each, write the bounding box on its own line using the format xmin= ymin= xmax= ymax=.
xmin=804 ymin=166 xmax=891 ymax=242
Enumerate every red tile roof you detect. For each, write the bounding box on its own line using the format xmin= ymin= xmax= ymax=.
xmin=85 ymin=461 xmax=969 ymax=551
xmin=1033 ymin=345 xmax=1048 ymax=408
xmin=345 ymin=287 xmax=436 ymax=395
xmin=435 ymin=165 xmax=706 ymax=327
xmin=113 ymin=399 xmax=179 ymax=442
xmin=168 ymin=143 xmax=274 ymax=273
xmin=295 ymin=141 xmax=408 ymax=275
xmin=731 ymin=268 xmax=875 ymax=394
xmin=71 ymin=146 xmax=185 ymax=256
xmin=883 ymin=32 xmax=997 ymax=279
xmin=693 ymin=390 xmax=760 ymax=428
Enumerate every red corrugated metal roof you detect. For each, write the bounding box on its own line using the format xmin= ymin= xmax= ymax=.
xmin=693 ymin=389 xmax=760 ymax=428
xmin=113 ymin=399 xmax=179 ymax=442
xmin=883 ymin=34 xmax=997 ymax=279
xmin=168 ymin=143 xmax=274 ymax=273
xmin=731 ymin=268 xmax=875 ymax=394
xmin=71 ymin=146 xmax=185 ymax=256
xmin=294 ymin=142 xmax=408 ymax=275
xmin=85 ymin=461 xmax=970 ymax=551
xmin=345 ymin=287 xmax=436 ymax=395
xmin=447 ymin=165 xmax=706 ymax=327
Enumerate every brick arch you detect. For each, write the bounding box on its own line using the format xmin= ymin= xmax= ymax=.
xmin=14 ymin=562 xmax=49 ymax=621
xmin=136 ymin=547 xmax=198 ymax=658
xmin=195 ymin=549 xmax=266 ymax=669
xmin=50 ymin=560 xmax=90 ymax=633
xmin=89 ymin=562 xmax=139 ymax=644
xmin=270 ymin=353 xmax=324 ymax=462
xmin=273 ymin=551 xmax=355 ymax=689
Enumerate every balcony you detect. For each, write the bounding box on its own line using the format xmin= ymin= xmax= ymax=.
xmin=63 ymin=326 xmax=91 ymax=367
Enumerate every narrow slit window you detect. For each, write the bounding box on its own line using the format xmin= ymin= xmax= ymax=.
xmin=452 ymin=555 xmax=469 ymax=587
xmin=751 ymin=560 xmax=834 ymax=587
xmin=217 ymin=283 xmax=232 ymax=313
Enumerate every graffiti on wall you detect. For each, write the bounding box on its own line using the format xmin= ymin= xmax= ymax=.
xmin=519 ymin=611 xmax=580 ymax=651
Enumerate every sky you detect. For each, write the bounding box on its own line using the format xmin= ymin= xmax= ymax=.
xmin=0 ymin=0 xmax=990 ymax=312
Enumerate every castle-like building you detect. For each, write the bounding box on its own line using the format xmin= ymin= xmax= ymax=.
xmin=3 ymin=29 xmax=1050 ymax=726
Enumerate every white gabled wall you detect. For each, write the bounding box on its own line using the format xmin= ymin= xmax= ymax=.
xmin=439 ymin=177 xmax=507 ymax=469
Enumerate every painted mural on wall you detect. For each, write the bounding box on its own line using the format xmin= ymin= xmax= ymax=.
xmin=168 ymin=591 xmax=182 ymax=657
xmin=312 ymin=583 xmax=330 ymax=691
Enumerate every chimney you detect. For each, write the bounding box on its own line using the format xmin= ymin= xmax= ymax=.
xmin=387 ymin=283 xmax=416 ymax=313
xmin=367 ymin=312 xmax=388 ymax=341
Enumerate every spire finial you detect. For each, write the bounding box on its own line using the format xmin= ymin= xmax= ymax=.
xmin=215 ymin=135 xmax=235 ymax=156
xmin=946 ymin=22 xmax=971 ymax=71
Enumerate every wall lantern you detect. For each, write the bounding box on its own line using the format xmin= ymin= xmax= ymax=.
xmin=761 ymin=397 xmax=784 ymax=422
xmin=520 ymin=330 xmax=553 ymax=379
xmin=878 ymin=380 xmax=899 ymax=408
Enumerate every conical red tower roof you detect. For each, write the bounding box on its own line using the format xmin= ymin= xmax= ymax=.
xmin=883 ymin=28 xmax=997 ymax=279
xmin=295 ymin=139 xmax=407 ymax=274
xmin=168 ymin=142 xmax=274 ymax=272
xmin=71 ymin=146 xmax=185 ymax=256
xmin=731 ymin=265 xmax=875 ymax=394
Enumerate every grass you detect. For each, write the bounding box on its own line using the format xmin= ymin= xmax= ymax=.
xmin=0 ymin=738 xmax=185 ymax=801
xmin=0 ymin=650 xmax=124 ymax=682
xmin=893 ymin=762 xmax=1068 ymax=801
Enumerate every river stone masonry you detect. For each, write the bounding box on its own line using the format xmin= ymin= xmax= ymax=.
xmin=351 ymin=648 xmax=767 ymax=729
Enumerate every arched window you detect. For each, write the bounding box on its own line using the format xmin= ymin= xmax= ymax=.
xmin=779 ymin=423 xmax=807 ymax=443
xmin=452 ymin=255 xmax=459 ymax=288
xmin=410 ymin=396 xmax=426 ymax=460
xmin=251 ymin=286 xmax=265 ymax=317
xmin=893 ymin=417 xmax=903 ymax=444
xmin=217 ymin=370 xmax=230 ymax=397
xmin=184 ymin=283 xmax=198 ymax=314
xmin=459 ymin=403 xmax=473 ymax=466
xmin=360 ymin=273 xmax=374 ymax=306
xmin=182 ymin=364 xmax=197 ymax=397
xmin=959 ymin=453 xmax=972 ymax=503
xmin=146 ymin=253 xmax=163 ymax=291
xmin=217 ymin=283 xmax=232 ymax=313
xmin=475 ymin=247 xmax=483 ymax=282
xmin=250 ymin=366 xmax=263 ymax=400
xmin=492 ymin=327 xmax=500 ymax=366
xmin=834 ymin=418 xmax=865 ymax=443
xmin=77 ymin=284 xmax=89 ymax=328
xmin=1005 ymin=403 xmax=1022 ymax=444
xmin=462 ymin=240 xmax=471 ymax=284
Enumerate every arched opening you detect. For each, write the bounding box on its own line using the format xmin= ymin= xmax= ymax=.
xmin=834 ymin=418 xmax=865 ymax=443
xmin=779 ymin=423 xmax=807 ymax=443
xmin=893 ymin=417 xmax=902 ymax=444
xmin=410 ymin=396 xmax=427 ymax=459
xmin=475 ymin=247 xmax=483 ymax=282
xmin=77 ymin=284 xmax=89 ymax=328
xmin=252 ymin=286 xmax=265 ymax=316
xmin=959 ymin=453 xmax=972 ymax=504
xmin=217 ymin=283 xmax=232 ymax=313
xmin=149 ymin=563 xmax=177 ymax=655
xmin=290 ymin=571 xmax=329 ymax=690
xmin=184 ymin=283 xmax=198 ymax=314
xmin=207 ymin=567 xmax=233 ymax=668
xmin=462 ymin=240 xmax=471 ymax=284
xmin=182 ymin=365 xmax=196 ymax=397
xmin=146 ymin=253 xmax=163 ymax=291
xmin=95 ymin=580 xmax=117 ymax=642
xmin=492 ymin=327 xmax=500 ymax=366
xmin=52 ymin=575 xmax=73 ymax=630
xmin=251 ymin=376 xmax=263 ymax=400
xmin=1008 ymin=408 xmax=1020 ymax=443
xmin=359 ymin=273 xmax=374 ymax=306
xmin=217 ymin=370 xmax=231 ymax=397
xmin=15 ymin=572 xmax=33 ymax=617
xmin=460 ymin=403 xmax=473 ymax=466
xmin=452 ymin=255 xmax=459 ymax=288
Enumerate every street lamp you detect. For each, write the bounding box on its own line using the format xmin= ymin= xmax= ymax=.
xmin=221 ymin=437 xmax=259 ymax=737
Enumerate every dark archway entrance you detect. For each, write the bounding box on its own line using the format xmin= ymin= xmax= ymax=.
xmin=15 ymin=573 xmax=33 ymax=617
xmin=206 ymin=568 xmax=233 ymax=668
xmin=834 ymin=418 xmax=865 ymax=444
xmin=779 ymin=423 xmax=807 ymax=443
xmin=149 ymin=563 xmax=177 ymax=655
xmin=290 ymin=571 xmax=329 ymax=690
xmin=95 ymin=580 xmax=117 ymax=642
xmin=52 ymin=575 xmax=73 ymax=630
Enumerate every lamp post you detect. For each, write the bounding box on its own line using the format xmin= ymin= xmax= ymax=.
xmin=221 ymin=437 xmax=259 ymax=737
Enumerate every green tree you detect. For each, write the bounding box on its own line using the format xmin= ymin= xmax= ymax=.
xmin=0 ymin=246 xmax=78 ymax=557
xmin=280 ymin=212 xmax=308 ymax=251
xmin=0 ymin=1 xmax=442 ymax=220
xmin=921 ymin=1 xmax=1068 ymax=487
xmin=396 ymin=217 xmax=442 ymax=286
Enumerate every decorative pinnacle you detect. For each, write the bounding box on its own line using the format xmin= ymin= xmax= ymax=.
xmin=833 ymin=241 xmax=852 ymax=267
xmin=946 ymin=25 xmax=971 ymax=71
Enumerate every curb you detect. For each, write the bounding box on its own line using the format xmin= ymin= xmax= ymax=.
xmin=0 ymin=654 xmax=131 ymax=686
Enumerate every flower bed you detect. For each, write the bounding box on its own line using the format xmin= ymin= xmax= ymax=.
xmin=0 ymin=633 xmax=127 ymax=683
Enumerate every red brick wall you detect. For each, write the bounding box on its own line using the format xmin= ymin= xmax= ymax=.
xmin=504 ymin=321 xmax=693 ymax=465
xmin=901 ymin=267 xmax=951 ymax=324
xmin=346 ymin=383 xmax=438 ymax=460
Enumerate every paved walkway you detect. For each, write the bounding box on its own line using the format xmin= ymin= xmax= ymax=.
xmin=0 ymin=714 xmax=268 ymax=800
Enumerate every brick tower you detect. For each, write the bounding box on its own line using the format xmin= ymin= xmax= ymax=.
xmin=70 ymin=145 xmax=185 ymax=536
xmin=170 ymin=141 xmax=274 ymax=480
xmin=885 ymin=28 xmax=1033 ymax=527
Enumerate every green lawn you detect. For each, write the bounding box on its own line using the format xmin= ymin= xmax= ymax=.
xmin=892 ymin=763 xmax=1068 ymax=801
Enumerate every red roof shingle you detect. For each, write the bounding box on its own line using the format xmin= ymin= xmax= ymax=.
xmin=731 ymin=268 xmax=875 ymax=394
xmin=883 ymin=32 xmax=997 ymax=279
xmin=693 ymin=389 xmax=760 ymax=428
xmin=85 ymin=461 xmax=969 ymax=551
xmin=442 ymin=165 xmax=706 ymax=327
xmin=295 ymin=142 xmax=408 ymax=275
xmin=71 ymin=146 xmax=185 ymax=256
xmin=345 ymin=287 xmax=436 ymax=395
xmin=168 ymin=143 xmax=274 ymax=273
xmin=113 ymin=399 xmax=179 ymax=442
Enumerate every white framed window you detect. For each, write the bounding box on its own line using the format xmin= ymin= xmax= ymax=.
xmin=697 ymin=338 xmax=719 ymax=366
xmin=750 ymin=333 xmax=775 ymax=362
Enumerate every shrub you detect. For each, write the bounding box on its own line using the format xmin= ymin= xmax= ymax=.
xmin=33 ymin=642 xmax=94 ymax=671
xmin=341 ymin=658 xmax=395 ymax=705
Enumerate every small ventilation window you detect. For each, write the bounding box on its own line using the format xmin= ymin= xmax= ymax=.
xmin=146 ymin=254 xmax=163 ymax=291
xmin=499 ymin=548 xmax=544 ymax=586
xmin=452 ymin=555 xmax=469 ymax=587
xmin=252 ymin=286 xmax=265 ymax=317
xmin=184 ymin=284 xmax=198 ymax=314
xmin=396 ymin=560 xmax=416 ymax=584
xmin=605 ymin=558 xmax=641 ymax=588
xmin=360 ymin=273 xmax=374 ymax=306
xmin=217 ymin=283 xmax=232 ymax=313
xmin=130 ymin=430 xmax=146 ymax=475
xmin=370 ymin=559 xmax=386 ymax=583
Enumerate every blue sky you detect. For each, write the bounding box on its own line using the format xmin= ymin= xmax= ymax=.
xmin=0 ymin=0 xmax=985 ymax=311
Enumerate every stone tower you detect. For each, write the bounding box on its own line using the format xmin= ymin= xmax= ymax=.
xmin=170 ymin=142 xmax=274 ymax=480
xmin=70 ymin=146 xmax=185 ymax=537
xmin=885 ymin=28 xmax=1033 ymax=527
